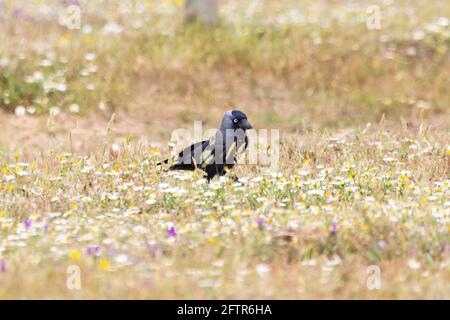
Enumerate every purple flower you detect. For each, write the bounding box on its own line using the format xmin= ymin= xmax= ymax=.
xmin=0 ymin=260 xmax=6 ymax=272
xmin=24 ymin=218 xmax=32 ymax=231
xmin=329 ymin=223 xmax=338 ymax=236
xmin=256 ymin=218 xmax=264 ymax=228
xmin=86 ymin=245 xmax=101 ymax=256
xmin=168 ymin=226 xmax=176 ymax=237
xmin=12 ymin=9 xmax=27 ymax=20
xmin=331 ymin=223 xmax=338 ymax=233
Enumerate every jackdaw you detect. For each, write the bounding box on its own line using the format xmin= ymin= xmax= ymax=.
xmin=158 ymin=110 xmax=253 ymax=181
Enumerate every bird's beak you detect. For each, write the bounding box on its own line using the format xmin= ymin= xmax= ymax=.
xmin=239 ymin=118 xmax=253 ymax=130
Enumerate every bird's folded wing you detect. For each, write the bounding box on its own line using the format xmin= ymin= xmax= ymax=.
xmin=171 ymin=139 xmax=215 ymax=169
xmin=161 ymin=133 xmax=248 ymax=168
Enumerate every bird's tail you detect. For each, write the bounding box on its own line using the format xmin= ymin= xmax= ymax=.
xmin=156 ymin=159 xmax=169 ymax=166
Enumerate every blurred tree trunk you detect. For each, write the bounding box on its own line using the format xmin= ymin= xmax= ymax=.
xmin=185 ymin=0 xmax=219 ymax=26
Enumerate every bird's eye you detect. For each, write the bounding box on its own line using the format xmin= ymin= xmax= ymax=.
xmin=233 ymin=119 xmax=239 ymax=123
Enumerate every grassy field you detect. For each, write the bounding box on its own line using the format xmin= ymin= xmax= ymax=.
xmin=0 ymin=0 xmax=449 ymax=299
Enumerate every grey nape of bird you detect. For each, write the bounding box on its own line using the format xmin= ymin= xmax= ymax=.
xmin=157 ymin=110 xmax=253 ymax=182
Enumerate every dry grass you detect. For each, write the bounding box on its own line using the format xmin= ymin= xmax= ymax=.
xmin=0 ymin=0 xmax=449 ymax=299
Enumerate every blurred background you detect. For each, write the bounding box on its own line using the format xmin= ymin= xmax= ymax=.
xmin=0 ymin=0 xmax=449 ymax=154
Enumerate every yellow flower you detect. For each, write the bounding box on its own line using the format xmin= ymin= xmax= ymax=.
xmin=148 ymin=148 xmax=160 ymax=154
xmin=5 ymin=0 xmax=14 ymax=12
xmin=436 ymin=45 xmax=447 ymax=55
xmin=70 ymin=249 xmax=81 ymax=260
xmin=99 ymin=259 xmax=110 ymax=270
xmin=145 ymin=0 xmax=154 ymax=11
xmin=371 ymin=58 xmax=380 ymax=70
xmin=58 ymin=34 xmax=70 ymax=46
xmin=83 ymin=34 xmax=94 ymax=44
xmin=447 ymin=146 xmax=450 ymax=156
xmin=0 ymin=210 xmax=6 ymax=218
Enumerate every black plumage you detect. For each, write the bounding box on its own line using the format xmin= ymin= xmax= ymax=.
xmin=158 ymin=110 xmax=253 ymax=181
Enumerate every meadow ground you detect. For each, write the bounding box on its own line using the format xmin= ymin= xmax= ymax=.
xmin=0 ymin=0 xmax=449 ymax=299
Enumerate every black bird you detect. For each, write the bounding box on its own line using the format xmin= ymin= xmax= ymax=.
xmin=158 ymin=110 xmax=253 ymax=181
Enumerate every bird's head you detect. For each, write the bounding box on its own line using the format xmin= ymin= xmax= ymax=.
xmin=220 ymin=110 xmax=253 ymax=131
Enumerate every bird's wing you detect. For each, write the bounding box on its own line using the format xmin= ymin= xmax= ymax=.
xmin=159 ymin=134 xmax=248 ymax=169
xmin=169 ymin=138 xmax=215 ymax=170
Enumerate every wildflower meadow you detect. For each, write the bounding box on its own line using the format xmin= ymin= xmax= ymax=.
xmin=0 ymin=0 xmax=449 ymax=299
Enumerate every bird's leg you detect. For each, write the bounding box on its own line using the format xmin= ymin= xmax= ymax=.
xmin=230 ymin=175 xmax=240 ymax=183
